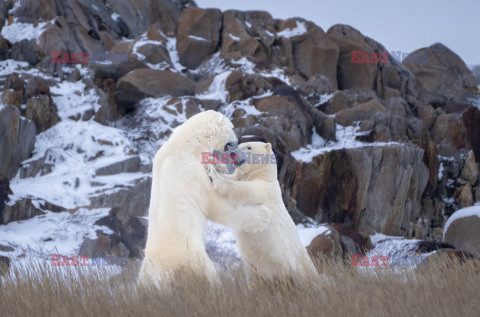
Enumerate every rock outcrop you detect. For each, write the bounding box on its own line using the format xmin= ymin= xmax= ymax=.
xmin=0 ymin=0 xmax=479 ymax=260
xmin=0 ymin=106 xmax=36 ymax=179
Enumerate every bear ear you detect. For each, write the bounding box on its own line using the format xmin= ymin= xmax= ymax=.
xmin=265 ymin=143 xmax=272 ymax=151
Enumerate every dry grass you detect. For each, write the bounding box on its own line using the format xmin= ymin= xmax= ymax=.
xmin=0 ymin=255 xmax=479 ymax=317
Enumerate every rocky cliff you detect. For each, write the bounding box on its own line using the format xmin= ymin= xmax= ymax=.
xmin=0 ymin=0 xmax=479 ymax=259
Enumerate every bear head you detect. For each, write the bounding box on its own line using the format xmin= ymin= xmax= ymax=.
xmin=233 ymin=142 xmax=277 ymax=181
xmin=174 ymin=110 xmax=238 ymax=154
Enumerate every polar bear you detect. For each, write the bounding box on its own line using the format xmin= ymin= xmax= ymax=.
xmin=139 ymin=110 xmax=238 ymax=285
xmin=206 ymin=142 xmax=318 ymax=279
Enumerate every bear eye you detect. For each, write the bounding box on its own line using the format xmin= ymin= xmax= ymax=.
xmin=247 ymin=147 xmax=252 ymax=150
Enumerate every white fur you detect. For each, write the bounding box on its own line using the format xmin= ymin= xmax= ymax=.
xmin=206 ymin=142 xmax=317 ymax=278
xmin=139 ymin=110 xmax=237 ymax=285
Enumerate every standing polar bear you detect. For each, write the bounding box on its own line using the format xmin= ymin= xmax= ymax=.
xmin=139 ymin=110 xmax=238 ymax=285
xmin=206 ymin=142 xmax=318 ymax=278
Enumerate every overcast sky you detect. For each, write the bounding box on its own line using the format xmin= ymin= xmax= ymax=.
xmin=196 ymin=0 xmax=480 ymax=66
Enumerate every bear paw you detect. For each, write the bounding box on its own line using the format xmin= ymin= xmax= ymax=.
xmin=205 ymin=164 xmax=220 ymax=191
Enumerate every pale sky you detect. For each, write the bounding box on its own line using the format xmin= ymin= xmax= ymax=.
xmin=196 ymin=0 xmax=480 ymax=67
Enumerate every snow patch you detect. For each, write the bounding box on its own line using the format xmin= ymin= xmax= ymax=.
xmin=0 ymin=208 xmax=112 ymax=258
xmin=229 ymin=34 xmax=240 ymax=41
xmin=438 ymin=162 xmax=444 ymax=180
xmin=188 ymin=35 xmax=208 ymax=42
xmin=166 ymin=36 xmax=184 ymax=72
xmin=0 ymin=59 xmax=59 ymax=80
xmin=297 ymin=225 xmax=331 ymax=247
xmin=292 ymin=125 xmax=400 ymax=163
xmin=50 ymin=81 xmax=101 ymax=120
xmin=219 ymin=99 xmax=263 ymax=120
xmin=196 ymin=71 xmax=232 ymax=102
xmin=1 ymin=19 xmax=50 ymax=43
xmin=278 ymin=21 xmax=307 ymax=38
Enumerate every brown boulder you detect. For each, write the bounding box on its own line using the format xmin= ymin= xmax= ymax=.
xmin=92 ymin=56 xmax=149 ymax=82
xmin=24 ymin=77 xmax=51 ymax=101
xmin=0 ymin=35 xmax=9 ymax=60
xmin=220 ymin=10 xmax=270 ymax=64
xmin=272 ymin=86 xmax=336 ymax=141
xmin=251 ymin=95 xmax=313 ymax=150
xmin=444 ymin=208 xmax=480 ymax=254
xmin=94 ymin=207 xmax=147 ymax=258
xmin=327 ymin=25 xmax=377 ymax=90
xmin=462 ymin=106 xmax=480 ymax=162
xmin=384 ymin=97 xmax=407 ymax=116
xmin=2 ymin=197 xmax=44 ymax=225
xmin=0 ymin=105 xmax=36 ymax=179
xmin=176 ymin=7 xmax=222 ymax=69
xmin=25 ymin=95 xmax=60 ymax=133
xmin=225 ymin=71 xmax=277 ymax=102
xmin=293 ymin=144 xmax=429 ymax=235
xmin=335 ymin=99 xmax=388 ymax=127
xmin=431 ymin=113 xmax=467 ymax=156
xmin=461 ymin=151 xmax=479 ymax=185
xmin=79 ymin=232 xmax=113 ymax=257
xmin=416 ymin=103 xmax=437 ymax=130
xmin=135 ymin=43 xmax=171 ymax=65
xmin=317 ymin=91 xmax=348 ymax=115
xmin=403 ymin=43 xmax=478 ymax=104
xmin=1 ymin=89 xmax=22 ymax=108
xmin=305 ymin=225 xmax=343 ymax=258
xmin=331 ymin=223 xmax=372 ymax=254
xmin=115 ymin=69 xmax=196 ymax=109
xmin=298 ymin=74 xmax=335 ymax=96
xmin=455 ymin=184 xmax=474 ymax=208
xmin=0 ymin=174 xmax=12 ymax=224
xmin=282 ymin=19 xmax=339 ymax=88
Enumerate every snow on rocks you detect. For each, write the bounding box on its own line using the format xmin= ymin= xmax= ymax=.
xmin=1 ymin=19 xmax=50 ymax=44
xmin=277 ymin=21 xmax=307 ymax=38
xmin=8 ymin=120 xmax=140 ymax=209
xmin=291 ymin=125 xmax=400 ymax=163
xmin=442 ymin=206 xmax=480 ymax=254
xmin=443 ymin=205 xmax=480 ymax=239
xmin=297 ymin=224 xmax=331 ymax=247
xmin=50 ymin=80 xmax=101 ymax=120
xmin=0 ymin=208 xmax=112 ymax=259
xmin=196 ymin=71 xmax=232 ymax=102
